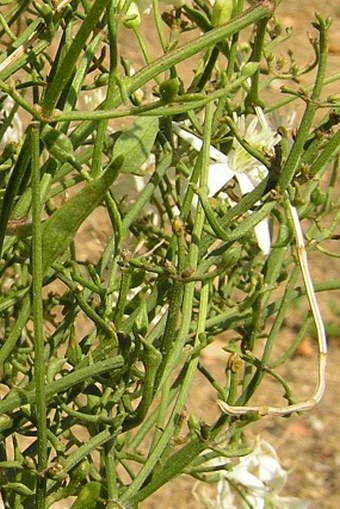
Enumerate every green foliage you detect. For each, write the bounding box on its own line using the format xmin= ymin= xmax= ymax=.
xmin=0 ymin=1 xmax=339 ymax=508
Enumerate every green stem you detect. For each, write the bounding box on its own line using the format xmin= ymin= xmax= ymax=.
xmin=104 ymin=439 xmax=118 ymax=506
xmin=42 ymin=0 xmax=110 ymax=115
xmin=64 ymin=2 xmax=272 ymax=148
xmin=152 ymin=0 xmax=168 ymax=53
xmin=128 ymin=282 xmax=210 ymax=505
xmin=0 ymin=79 xmax=41 ymax=119
xmin=31 ymin=123 xmax=47 ymax=508
xmin=0 ymin=296 xmax=31 ymax=365
xmin=0 ymin=357 xmax=124 ymax=415
xmin=122 ymin=338 xmax=162 ymax=431
xmin=265 ymin=72 xmax=340 ymax=113
xmin=226 ymin=0 xmax=244 ymax=78
xmin=0 ymin=131 xmax=32 ymax=257
xmin=121 ymin=146 xmax=172 ymax=232
xmin=309 ymin=128 xmax=340 ymax=178
xmin=91 ymin=1 xmax=119 ymax=178
xmin=120 ymin=103 xmax=214 ymax=504
xmin=278 ymin=16 xmax=330 ymax=191
xmin=53 ymin=71 xmax=256 ymax=122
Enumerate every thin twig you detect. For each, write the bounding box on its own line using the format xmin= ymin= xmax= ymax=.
xmin=218 ymin=199 xmax=327 ymax=417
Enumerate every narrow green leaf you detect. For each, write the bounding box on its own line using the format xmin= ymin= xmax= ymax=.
xmin=0 ymin=131 xmax=31 ymax=256
xmin=42 ymin=0 xmax=111 ymax=115
xmin=111 ymin=117 xmax=159 ymax=175
xmin=42 ymin=156 xmax=123 ymax=272
xmin=4 ymin=482 xmax=34 ymax=497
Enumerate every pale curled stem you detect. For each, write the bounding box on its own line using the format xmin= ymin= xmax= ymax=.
xmin=218 ymin=200 xmax=327 ymax=417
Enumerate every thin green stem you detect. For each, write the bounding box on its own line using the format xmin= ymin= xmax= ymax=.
xmin=53 ymin=70 xmax=256 ymax=122
xmin=129 ymin=284 xmax=210 ymax=505
xmin=31 ymin=123 xmax=47 ymax=508
xmin=265 ymin=72 xmax=340 ymax=113
xmin=42 ymin=0 xmax=110 ymax=115
xmin=152 ymin=0 xmax=168 ymax=53
xmin=62 ymin=2 xmax=271 ymax=153
xmin=278 ymin=16 xmax=330 ymax=191
xmin=120 ymin=103 xmax=214 ymax=504
xmin=91 ymin=1 xmax=119 ymax=178
xmin=245 ymin=14 xmax=269 ymax=110
xmin=226 ymin=0 xmax=244 ymax=78
xmin=104 ymin=439 xmax=119 ymax=506
xmin=0 ymin=357 xmax=124 ymax=415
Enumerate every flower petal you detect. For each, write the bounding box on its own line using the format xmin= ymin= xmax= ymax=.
xmin=273 ymin=495 xmax=311 ymax=509
xmin=227 ymin=468 xmax=266 ymax=494
xmin=172 ymin=122 xmax=228 ymax=163
xmin=235 ymin=171 xmax=255 ymax=195
xmin=254 ymin=219 xmax=271 ymax=255
xmin=207 ymin=162 xmax=235 ymax=196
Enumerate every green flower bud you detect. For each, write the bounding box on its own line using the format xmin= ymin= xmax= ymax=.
xmin=311 ymin=188 xmax=326 ymax=206
xmin=221 ymin=244 xmax=241 ymax=268
xmin=188 ymin=414 xmax=200 ymax=433
xmin=241 ymin=62 xmax=260 ymax=77
xmin=41 ymin=124 xmax=78 ymax=169
xmin=159 ymin=78 xmax=179 ymax=102
xmin=211 ymin=0 xmax=234 ymax=27
xmin=123 ymin=2 xmax=141 ymax=29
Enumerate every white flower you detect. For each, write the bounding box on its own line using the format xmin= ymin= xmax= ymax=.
xmin=0 ymin=93 xmax=22 ymax=151
xmin=224 ymin=439 xmax=310 ymax=509
xmin=172 ymin=108 xmax=280 ymax=254
xmin=196 ymin=439 xmax=310 ymax=509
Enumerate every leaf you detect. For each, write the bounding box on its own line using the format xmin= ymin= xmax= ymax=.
xmin=42 ymin=156 xmax=123 ymax=272
xmin=0 ymin=131 xmax=31 ymax=256
xmin=70 ymin=482 xmax=105 ymax=509
xmin=4 ymin=482 xmax=34 ymax=497
xmin=111 ymin=116 xmax=159 ymax=175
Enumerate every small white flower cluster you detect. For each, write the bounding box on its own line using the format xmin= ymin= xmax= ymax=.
xmin=196 ymin=439 xmax=310 ymax=509
xmin=111 ymin=108 xmax=286 ymax=252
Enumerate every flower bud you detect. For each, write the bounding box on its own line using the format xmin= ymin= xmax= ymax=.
xmin=241 ymin=62 xmax=260 ymax=78
xmin=123 ymin=2 xmax=141 ymax=29
xmin=172 ymin=217 xmax=185 ymax=236
xmin=211 ymin=0 xmax=234 ymax=27
xmin=159 ymin=78 xmax=179 ymax=102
